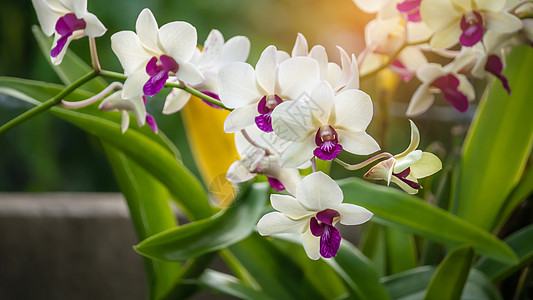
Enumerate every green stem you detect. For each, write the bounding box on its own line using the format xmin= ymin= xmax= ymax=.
xmin=0 ymin=70 xmax=98 ymax=135
xmin=98 ymin=70 xmax=231 ymax=111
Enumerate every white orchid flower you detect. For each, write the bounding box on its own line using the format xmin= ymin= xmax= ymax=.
xmin=286 ymin=33 xmax=360 ymax=92
xmin=163 ymin=29 xmax=250 ymax=114
xmin=99 ymin=92 xmax=158 ymax=134
xmin=32 ymin=0 xmax=107 ymax=65
xmin=365 ymin=120 xmax=442 ymax=194
xmin=218 ymin=45 xmax=320 ymax=133
xmin=111 ymin=8 xmax=203 ymax=99
xmin=406 ymin=61 xmax=476 ymax=116
xmin=257 ymin=171 xmax=373 ymax=260
xmin=226 ymin=127 xmax=301 ymax=195
xmin=271 ymin=81 xmax=380 ymax=168
xmin=420 ymin=0 xmax=522 ymax=49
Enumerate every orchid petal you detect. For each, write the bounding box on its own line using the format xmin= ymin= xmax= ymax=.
xmin=201 ymin=29 xmax=224 ymax=67
xmin=276 ymin=168 xmax=301 ymax=196
xmin=309 ymin=81 xmax=334 ymax=125
xmin=352 ymin=0 xmax=386 ymax=13
xmin=406 ymin=84 xmax=435 ymax=117
xmin=337 ymin=203 xmax=373 ymax=225
xmin=309 ymin=45 xmax=329 ymax=81
xmin=301 ymin=228 xmax=321 ymax=260
xmin=111 ymin=31 xmax=151 ymax=75
xmin=337 ymin=129 xmax=380 ymax=156
xmin=50 ymin=33 xmax=73 ymax=65
xmin=158 ymin=21 xmax=197 ymax=62
xmin=394 ymin=150 xmax=422 ymax=173
xmin=58 ymin=0 xmax=86 ymax=16
xmin=32 ymin=0 xmax=65 ymax=36
xmin=334 ymin=89 xmax=373 ymax=132
xmin=429 ymin=21 xmax=462 ymax=49
xmin=420 ymin=0 xmax=461 ymax=32
xmin=163 ymin=88 xmax=191 ymax=114
xmin=364 ymin=157 xmax=395 ymax=184
xmin=223 ymin=104 xmax=257 ymax=133
xmin=474 ymin=0 xmax=505 ymax=11
xmin=278 ymin=57 xmax=320 ymax=100
xmin=175 ymin=61 xmax=204 ymax=85
xmin=292 ymin=33 xmax=309 ymax=57
xmin=226 ymin=160 xmax=255 ymax=183
xmin=99 ymin=92 xmax=146 ymax=126
xmin=457 ymin=74 xmax=476 ymax=100
xmin=120 ymin=110 xmax=130 ymax=133
xmin=390 ymin=175 xmax=419 ymax=194
xmin=296 ymin=171 xmax=343 ymax=211
xmin=257 ymin=212 xmax=308 ymax=235
xmin=396 ymin=120 xmax=420 ymax=158
xmin=281 ymin=138 xmax=316 ymax=168
xmin=255 ymin=45 xmax=278 ymax=94
xmin=277 ymin=50 xmax=290 ymax=63
xmin=485 ymin=11 xmax=522 ymax=33
xmin=82 ymin=12 xmax=106 ymax=37
xmin=216 ymin=35 xmax=250 ymax=67
xmin=410 ymin=152 xmax=442 ymax=178
xmin=135 ymin=8 xmax=160 ymax=54
xmin=271 ymin=100 xmax=318 ymax=142
xmin=218 ymin=62 xmax=261 ymax=108
xmin=122 ymin=69 xmax=149 ymax=99
xmin=271 ymin=194 xmax=314 ymax=219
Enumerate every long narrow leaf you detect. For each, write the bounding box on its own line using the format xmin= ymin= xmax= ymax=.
xmin=339 ymin=178 xmax=517 ymax=264
xmin=196 ymin=270 xmax=274 ymax=300
xmin=385 ymin=226 xmax=418 ymax=274
xmin=135 ymin=183 xmax=269 ymax=261
xmin=457 ymin=46 xmax=533 ymax=230
xmin=103 ymin=144 xmax=180 ymax=300
xmin=423 ymin=246 xmax=474 ymax=300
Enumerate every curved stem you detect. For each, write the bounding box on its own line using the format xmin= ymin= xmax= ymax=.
xmin=61 ymin=81 xmax=123 ymax=108
xmin=335 ymin=152 xmax=393 ymax=170
xmin=240 ymin=129 xmax=271 ymax=156
xmin=0 ymin=70 xmax=98 ymax=135
xmin=98 ymin=70 xmax=231 ymax=111
xmin=509 ymin=0 xmax=533 ymax=14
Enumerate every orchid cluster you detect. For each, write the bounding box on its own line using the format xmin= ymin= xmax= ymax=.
xmin=354 ymin=0 xmax=533 ymax=116
xmin=28 ymin=0 xmax=530 ymax=262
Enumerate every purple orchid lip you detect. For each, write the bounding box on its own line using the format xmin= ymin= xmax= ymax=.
xmin=267 ymin=177 xmax=285 ymax=191
xmin=396 ymin=0 xmax=422 ymax=22
xmin=430 ymin=74 xmax=469 ymax=113
xmin=460 ymin=11 xmax=484 ymax=47
xmin=393 ymin=167 xmax=421 ymax=189
xmin=310 ymin=209 xmax=342 ymax=258
xmin=485 ymin=55 xmax=511 ymax=94
xmin=314 ymin=125 xmax=343 ymax=161
xmin=51 ymin=13 xmax=86 ymax=57
xmin=255 ymin=95 xmax=283 ymax=132
xmin=143 ymin=55 xmax=179 ymax=96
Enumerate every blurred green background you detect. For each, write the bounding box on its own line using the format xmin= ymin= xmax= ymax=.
xmin=0 ymin=0 xmax=464 ymax=192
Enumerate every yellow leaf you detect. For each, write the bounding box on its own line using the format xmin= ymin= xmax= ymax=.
xmin=181 ymin=96 xmax=239 ymax=207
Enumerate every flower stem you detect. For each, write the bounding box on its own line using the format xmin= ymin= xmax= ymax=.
xmin=335 ymin=152 xmax=393 ymax=170
xmin=240 ymin=129 xmax=271 ymax=155
xmin=89 ymin=37 xmax=101 ymax=71
xmin=98 ymin=70 xmax=231 ymax=111
xmin=0 ymin=70 xmax=98 ymax=135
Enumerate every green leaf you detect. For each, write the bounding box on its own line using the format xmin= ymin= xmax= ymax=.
xmin=382 ymin=266 xmax=502 ymax=300
xmin=423 ymin=246 xmax=474 ymax=300
xmin=327 ymin=239 xmax=391 ymax=300
xmin=360 ymin=222 xmax=387 ymax=276
xmin=229 ymin=234 xmax=327 ymax=300
xmin=103 ymin=144 xmax=180 ymax=300
xmin=269 ymin=237 xmax=347 ymax=300
xmin=385 ymin=226 xmax=418 ymax=274
xmin=475 ymin=224 xmax=533 ymax=282
xmin=457 ymin=46 xmax=533 ymax=230
xmin=496 ymin=167 xmax=533 ymax=230
xmin=135 ymin=183 xmax=269 ymax=261
xmin=196 ymin=270 xmax=274 ymax=300
xmin=32 ymin=25 xmax=109 ymax=93
xmin=0 ymin=78 xmax=212 ymax=220
xmin=338 ymin=178 xmax=517 ymax=264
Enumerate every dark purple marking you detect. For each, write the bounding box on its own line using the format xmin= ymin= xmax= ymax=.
xmin=310 ymin=209 xmax=342 ymax=258
xmin=485 ymin=55 xmax=510 ymax=94
xmin=430 ymin=74 xmax=469 ymax=113
xmin=51 ymin=13 xmax=86 ymax=57
xmin=143 ymin=55 xmax=179 ymax=96
xmin=146 ymin=113 xmax=158 ymax=134
xmin=393 ymin=167 xmax=421 ymax=189
xmin=255 ymin=95 xmax=283 ymax=133
xmin=267 ymin=177 xmax=285 ymax=191
xmin=199 ymin=91 xmax=224 ymax=109
xmin=397 ymin=0 xmax=422 ymax=22
xmin=313 ymin=126 xmax=343 ymax=161
xmin=460 ymin=11 xmax=484 ymax=47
